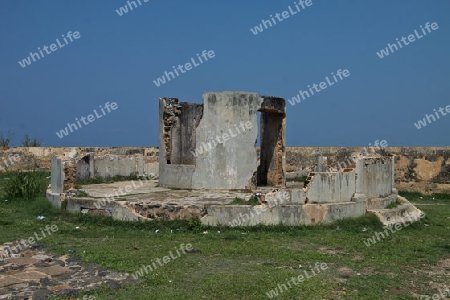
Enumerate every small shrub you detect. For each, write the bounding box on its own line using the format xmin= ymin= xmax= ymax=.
xmin=287 ymin=175 xmax=307 ymax=182
xmin=76 ymin=173 xmax=147 ymax=185
xmin=3 ymin=171 xmax=49 ymax=200
xmin=77 ymin=190 xmax=89 ymax=197
xmin=20 ymin=135 xmax=42 ymax=147
xmin=0 ymin=131 xmax=14 ymax=147
xmin=187 ymin=217 xmax=203 ymax=232
xmin=75 ymin=176 xmax=105 ymax=185
xmin=229 ymin=196 xmax=259 ymax=206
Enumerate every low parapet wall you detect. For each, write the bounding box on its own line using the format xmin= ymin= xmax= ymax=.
xmin=49 ymin=153 xmax=158 ymax=194
xmin=1 ymin=146 xmax=449 ymax=194
xmin=0 ymin=147 xmax=158 ymax=174
xmin=286 ymin=147 xmax=450 ymax=194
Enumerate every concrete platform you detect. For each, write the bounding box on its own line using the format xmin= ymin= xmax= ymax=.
xmin=46 ymin=180 xmax=422 ymax=226
xmin=47 ymin=180 xmax=254 ymax=222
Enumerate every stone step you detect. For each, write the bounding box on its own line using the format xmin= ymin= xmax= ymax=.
xmin=367 ymin=196 xmax=424 ymax=227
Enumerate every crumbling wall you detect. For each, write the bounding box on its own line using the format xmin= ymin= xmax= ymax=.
xmin=158 ymin=98 xmax=199 ymax=189
xmin=50 ymin=156 xmax=76 ymax=194
xmin=128 ymin=201 xmax=206 ymax=220
xmin=76 ymin=153 xmax=92 ymax=181
xmin=258 ymin=96 xmax=286 ymax=187
xmin=304 ymin=171 xmax=356 ymax=203
xmin=64 ymin=164 xmax=76 ymax=192
xmin=191 ymin=92 xmax=263 ymax=190
xmin=162 ymin=98 xmax=181 ymax=164
xmin=160 ymin=98 xmax=203 ymax=165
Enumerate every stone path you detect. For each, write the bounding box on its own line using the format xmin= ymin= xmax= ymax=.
xmin=0 ymin=241 xmax=138 ymax=299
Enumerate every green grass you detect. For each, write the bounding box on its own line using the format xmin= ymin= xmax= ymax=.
xmin=0 ymin=187 xmax=448 ymax=299
xmin=77 ymin=190 xmax=90 ymax=197
xmin=0 ymin=170 xmax=49 ymax=200
xmin=385 ymin=198 xmax=402 ymax=209
xmin=229 ymin=196 xmax=259 ymax=206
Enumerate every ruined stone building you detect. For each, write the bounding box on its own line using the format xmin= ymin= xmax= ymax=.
xmin=158 ymin=91 xmax=286 ymax=190
xmin=45 ymin=91 xmax=423 ymax=227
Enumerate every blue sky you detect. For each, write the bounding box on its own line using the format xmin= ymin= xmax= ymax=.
xmin=0 ymin=0 xmax=449 ymax=147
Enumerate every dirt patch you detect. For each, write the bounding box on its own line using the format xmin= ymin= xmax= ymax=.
xmin=337 ymin=266 xmax=355 ymax=277
xmin=319 ymin=247 xmax=348 ymax=255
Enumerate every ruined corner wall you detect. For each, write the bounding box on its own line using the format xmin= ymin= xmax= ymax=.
xmin=158 ymin=92 xmax=286 ymax=190
xmin=158 ymin=98 xmax=202 ymax=189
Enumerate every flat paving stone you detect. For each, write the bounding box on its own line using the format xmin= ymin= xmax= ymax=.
xmin=5 ymin=270 xmax=22 ymax=276
xmin=0 ymin=276 xmax=23 ymax=288
xmin=31 ymin=255 xmax=51 ymax=261
xmin=38 ymin=266 xmax=70 ymax=277
xmin=48 ymin=285 xmax=72 ymax=291
xmin=7 ymin=257 xmax=37 ymax=265
xmin=12 ymin=271 xmax=48 ymax=280
xmin=32 ymin=288 xmax=52 ymax=300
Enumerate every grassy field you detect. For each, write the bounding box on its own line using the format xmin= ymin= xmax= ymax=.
xmin=0 ymin=173 xmax=449 ymax=299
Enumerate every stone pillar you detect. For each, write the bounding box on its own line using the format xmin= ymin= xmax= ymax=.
xmin=317 ymin=155 xmax=323 ymax=172
xmin=51 ymin=156 xmax=63 ymax=194
xmin=89 ymin=153 xmax=95 ymax=178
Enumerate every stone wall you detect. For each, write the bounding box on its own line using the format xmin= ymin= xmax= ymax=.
xmin=0 ymin=147 xmax=158 ymax=173
xmin=1 ymin=146 xmax=449 ymax=194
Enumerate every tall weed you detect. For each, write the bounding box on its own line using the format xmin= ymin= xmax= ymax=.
xmin=2 ymin=171 xmax=49 ymax=200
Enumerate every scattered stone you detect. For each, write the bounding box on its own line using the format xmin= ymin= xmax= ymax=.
xmin=185 ymin=249 xmax=202 ymax=254
xmin=0 ymin=242 xmax=136 ymax=299
xmin=107 ymin=279 xmax=121 ymax=290
xmin=39 ymin=266 xmax=70 ymax=277
xmin=32 ymin=288 xmax=52 ymax=300
xmin=52 ymin=260 xmax=65 ymax=267
xmin=31 ymin=255 xmax=51 ymax=262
